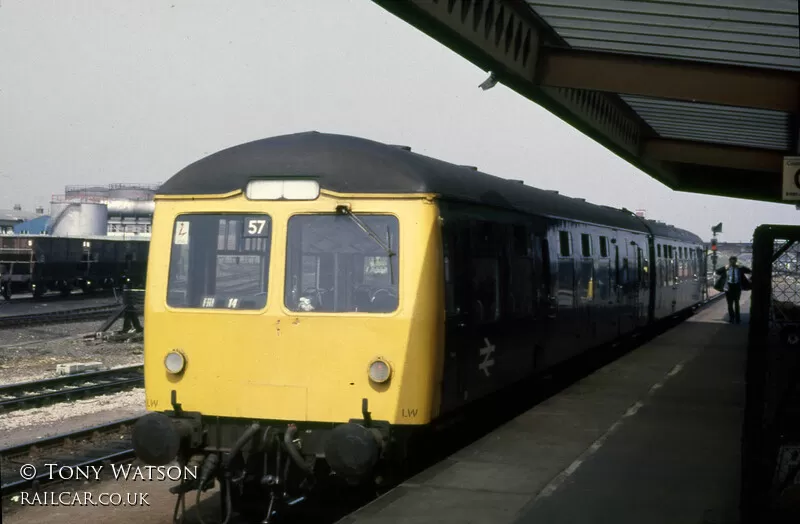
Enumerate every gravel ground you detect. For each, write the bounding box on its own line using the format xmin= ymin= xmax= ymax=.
xmin=2 ymin=388 xmax=145 ymax=435
xmin=0 ymin=319 xmax=143 ymax=386
xmin=0 ymin=398 xmax=145 ymax=458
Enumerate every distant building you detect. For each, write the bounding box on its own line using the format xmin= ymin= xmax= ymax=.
xmin=13 ymin=215 xmax=51 ymax=235
xmin=0 ymin=205 xmax=44 ymax=234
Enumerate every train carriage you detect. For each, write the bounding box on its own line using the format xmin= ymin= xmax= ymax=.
xmin=131 ymin=132 xmax=705 ymax=522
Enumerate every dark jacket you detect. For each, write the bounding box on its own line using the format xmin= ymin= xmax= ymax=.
xmin=714 ymin=264 xmax=751 ymax=291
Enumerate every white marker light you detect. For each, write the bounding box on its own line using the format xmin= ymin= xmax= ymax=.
xmin=164 ymin=351 xmax=186 ymax=374
xmin=368 ymin=358 xmax=392 ymax=384
xmin=246 ymin=180 xmax=320 ymax=201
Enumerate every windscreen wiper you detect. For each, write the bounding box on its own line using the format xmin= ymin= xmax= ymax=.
xmin=336 ymin=205 xmax=395 ymax=257
xmin=336 ymin=205 xmax=396 ymax=284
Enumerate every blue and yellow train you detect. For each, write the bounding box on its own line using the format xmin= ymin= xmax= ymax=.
xmin=132 ymin=132 xmax=707 ymax=522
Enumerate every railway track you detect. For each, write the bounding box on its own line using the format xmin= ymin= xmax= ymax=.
xmin=0 ymin=304 xmax=122 ymax=329
xmin=0 ymin=364 xmax=143 ymax=413
xmin=0 ymin=416 xmax=140 ymax=497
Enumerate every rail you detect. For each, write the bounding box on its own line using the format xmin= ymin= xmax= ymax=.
xmin=0 ymin=416 xmax=140 ymax=497
xmin=0 ymin=304 xmax=122 ymax=329
xmin=0 ymin=365 xmax=143 ymax=412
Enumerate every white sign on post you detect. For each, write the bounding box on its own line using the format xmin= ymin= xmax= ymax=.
xmin=782 ymin=157 xmax=800 ymax=201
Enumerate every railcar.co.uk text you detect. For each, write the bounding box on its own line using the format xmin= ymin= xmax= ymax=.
xmin=11 ymin=463 xmax=199 ymax=507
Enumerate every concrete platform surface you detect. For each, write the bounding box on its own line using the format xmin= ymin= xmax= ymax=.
xmin=339 ymin=293 xmax=748 ymax=524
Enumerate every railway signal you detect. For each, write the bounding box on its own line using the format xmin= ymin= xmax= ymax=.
xmin=710 ymin=226 xmax=721 ymax=274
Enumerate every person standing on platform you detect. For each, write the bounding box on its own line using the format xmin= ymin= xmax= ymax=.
xmin=715 ymin=256 xmax=751 ymax=324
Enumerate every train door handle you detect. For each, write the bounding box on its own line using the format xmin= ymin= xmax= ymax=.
xmin=457 ymin=321 xmax=466 ymax=328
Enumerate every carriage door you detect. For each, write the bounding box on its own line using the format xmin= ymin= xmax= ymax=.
xmin=440 ymin=214 xmax=471 ymax=415
xmin=532 ymin=227 xmax=552 ymax=370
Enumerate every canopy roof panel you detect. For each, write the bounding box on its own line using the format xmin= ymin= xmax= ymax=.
xmin=371 ymin=0 xmax=800 ymax=204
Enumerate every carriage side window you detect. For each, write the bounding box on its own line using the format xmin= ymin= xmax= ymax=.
xmin=559 ymin=231 xmax=571 ymax=257
xmin=579 ymin=232 xmax=594 ymax=299
xmin=167 ymin=214 xmax=271 ymax=310
xmin=622 ymin=257 xmax=629 ymax=283
xmin=681 ymin=247 xmax=686 ymax=277
xmin=657 ymin=244 xmax=662 ymax=258
xmin=580 ymin=234 xmax=592 ymax=257
xmin=599 ymin=236 xmax=608 ymax=258
xmin=637 ymin=247 xmax=645 ymax=284
xmin=285 ymin=214 xmax=399 ymax=313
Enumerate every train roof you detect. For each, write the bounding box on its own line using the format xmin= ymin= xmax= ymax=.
xmin=642 ymin=220 xmax=703 ymax=244
xmin=159 ymin=131 xmax=701 ymax=243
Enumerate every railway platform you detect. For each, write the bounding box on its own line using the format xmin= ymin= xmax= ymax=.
xmin=339 ymin=292 xmax=747 ymax=524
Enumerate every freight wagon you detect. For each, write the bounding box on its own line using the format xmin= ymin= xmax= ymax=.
xmin=0 ymin=235 xmax=149 ymax=299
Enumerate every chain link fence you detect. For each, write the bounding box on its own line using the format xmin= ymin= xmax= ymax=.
xmin=742 ymin=225 xmax=800 ymax=522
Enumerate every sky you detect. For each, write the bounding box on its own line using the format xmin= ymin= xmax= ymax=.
xmin=1 ymin=0 xmax=798 ymax=242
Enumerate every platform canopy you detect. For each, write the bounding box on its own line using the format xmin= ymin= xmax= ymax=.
xmin=372 ymin=0 xmax=800 ymax=204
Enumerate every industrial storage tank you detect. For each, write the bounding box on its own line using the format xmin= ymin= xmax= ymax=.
xmin=47 ymin=202 xmax=71 ymax=233
xmin=47 ymin=202 xmax=108 ymax=237
xmin=108 ymin=183 xmax=158 ymax=202
xmin=78 ymin=203 xmax=108 ymax=236
xmin=106 ymin=200 xmax=155 ymax=218
xmin=64 ymin=185 xmax=109 ymax=201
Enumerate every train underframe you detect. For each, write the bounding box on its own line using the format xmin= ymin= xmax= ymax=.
xmin=1 ymin=276 xmax=120 ymax=299
xmin=132 ymin=395 xmax=409 ymax=523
